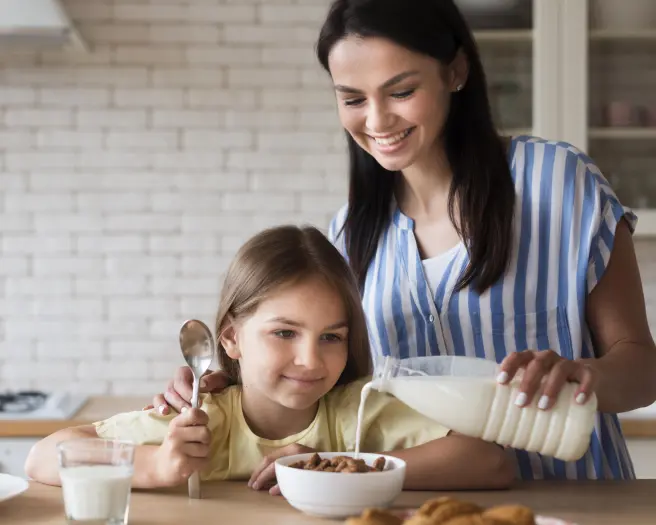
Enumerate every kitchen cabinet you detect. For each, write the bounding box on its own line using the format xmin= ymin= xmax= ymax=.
xmin=626 ymin=439 xmax=656 ymax=479
xmin=0 ymin=396 xmax=147 ymax=479
xmin=466 ymin=0 xmax=656 ymax=237
xmin=0 ymin=438 xmax=39 ymax=478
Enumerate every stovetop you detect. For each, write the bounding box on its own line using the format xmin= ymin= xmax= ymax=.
xmin=0 ymin=391 xmax=88 ymax=420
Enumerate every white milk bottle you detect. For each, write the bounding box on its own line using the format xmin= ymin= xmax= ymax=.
xmin=370 ymin=356 xmax=597 ymax=462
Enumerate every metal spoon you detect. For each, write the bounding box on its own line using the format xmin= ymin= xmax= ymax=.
xmin=179 ymin=319 xmax=215 ymax=499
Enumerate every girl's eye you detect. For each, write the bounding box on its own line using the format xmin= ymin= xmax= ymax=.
xmin=392 ymin=89 xmax=415 ymax=99
xmin=343 ymin=97 xmax=365 ymax=107
xmin=274 ymin=330 xmax=296 ymax=339
xmin=320 ymin=333 xmax=344 ymax=342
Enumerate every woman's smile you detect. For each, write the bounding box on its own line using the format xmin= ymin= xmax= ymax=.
xmin=367 ymin=126 xmax=416 ymax=154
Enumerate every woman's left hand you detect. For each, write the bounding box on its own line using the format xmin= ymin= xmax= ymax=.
xmin=248 ymin=444 xmax=316 ymax=496
xmin=497 ymin=350 xmax=598 ymax=410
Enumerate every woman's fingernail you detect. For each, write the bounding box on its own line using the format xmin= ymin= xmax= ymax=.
xmin=496 ymin=371 xmax=509 ymax=384
xmin=181 ymin=406 xmax=188 ymax=413
xmin=514 ymin=392 xmax=528 ymax=407
xmin=200 ymin=378 xmax=208 ymax=389
xmin=252 ymin=482 xmax=259 ymax=490
xmin=158 ymin=405 xmax=167 ymax=415
xmin=576 ymin=392 xmax=587 ymax=404
xmin=538 ymin=395 xmax=550 ymax=410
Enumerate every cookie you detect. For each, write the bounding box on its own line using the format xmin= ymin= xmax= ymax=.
xmin=402 ymin=513 xmax=441 ymax=525
xmin=417 ymin=498 xmax=482 ymax=524
xmin=442 ymin=515 xmax=500 ymax=525
xmin=344 ymin=508 xmax=403 ymax=525
xmin=483 ymin=505 xmax=536 ymax=525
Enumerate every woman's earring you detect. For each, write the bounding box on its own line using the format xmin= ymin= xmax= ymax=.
xmin=455 ymin=84 xmax=464 ymax=92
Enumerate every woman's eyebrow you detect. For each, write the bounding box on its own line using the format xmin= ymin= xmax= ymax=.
xmin=334 ymin=70 xmax=420 ymax=94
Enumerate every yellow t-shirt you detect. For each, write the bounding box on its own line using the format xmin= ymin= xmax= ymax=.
xmin=93 ymin=378 xmax=449 ymax=481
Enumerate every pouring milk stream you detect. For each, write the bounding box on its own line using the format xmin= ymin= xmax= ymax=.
xmin=354 ymin=355 xmax=597 ymax=462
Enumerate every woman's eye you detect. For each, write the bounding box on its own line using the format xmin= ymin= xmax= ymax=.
xmin=320 ymin=333 xmax=344 ymax=342
xmin=274 ymin=330 xmax=296 ymax=339
xmin=392 ymin=89 xmax=415 ymax=99
xmin=343 ymin=97 xmax=365 ymax=107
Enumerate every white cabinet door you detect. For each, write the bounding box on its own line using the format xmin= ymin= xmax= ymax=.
xmin=559 ymin=0 xmax=656 ymax=237
xmin=461 ymin=0 xmax=560 ymax=139
xmin=626 ymin=439 xmax=656 ymax=479
xmin=0 ymin=438 xmax=40 ymax=478
xmin=533 ymin=0 xmax=565 ymax=141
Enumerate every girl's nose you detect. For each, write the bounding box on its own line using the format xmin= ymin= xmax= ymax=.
xmin=295 ymin=341 xmax=323 ymax=369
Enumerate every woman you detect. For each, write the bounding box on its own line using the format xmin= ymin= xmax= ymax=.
xmin=152 ymin=0 xmax=656 ymax=480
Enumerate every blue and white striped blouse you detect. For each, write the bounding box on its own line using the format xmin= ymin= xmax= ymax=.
xmin=329 ymin=135 xmax=637 ymax=480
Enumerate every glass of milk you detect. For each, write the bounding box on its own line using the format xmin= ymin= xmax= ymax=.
xmin=57 ymin=438 xmax=135 ymax=525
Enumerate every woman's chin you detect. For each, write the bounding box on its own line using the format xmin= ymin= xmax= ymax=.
xmin=372 ymin=154 xmax=414 ymax=173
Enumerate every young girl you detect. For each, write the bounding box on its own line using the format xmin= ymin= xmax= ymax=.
xmin=25 ymin=225 xmax=514 ymax=493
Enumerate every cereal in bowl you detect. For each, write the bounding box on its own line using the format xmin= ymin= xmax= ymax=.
xmin=288 ymin=453 xmax=387 ymax=473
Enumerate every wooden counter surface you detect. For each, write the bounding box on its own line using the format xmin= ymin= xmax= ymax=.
xmin=2 ymin=480 xmax=656 ymax=525
xmin=0 ymin=397 xmax=147 ymax=438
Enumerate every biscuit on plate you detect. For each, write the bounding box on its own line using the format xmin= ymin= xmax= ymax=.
xmin=416 ymin=498 xmax=482 ymax=524
xmin=344 ymin=508 xmax=403 ymax=525
xmin=482 ymin=505 xmax=536 ymax=525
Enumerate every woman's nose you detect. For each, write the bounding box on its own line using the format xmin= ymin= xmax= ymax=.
xmin=365 ymin=101 xmax=394 ymax=133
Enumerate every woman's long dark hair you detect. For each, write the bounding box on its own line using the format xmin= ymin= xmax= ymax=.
xmin=316 ymin=0 xmax=515 ymax=294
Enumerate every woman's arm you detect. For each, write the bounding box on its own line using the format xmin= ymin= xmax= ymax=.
xmin=583 ymin=219 xmax=656 ymax=413
xmin=385 ymin=433 xmax=515 ymax=491
xmin=499 ymin=220 xmax=656 ymax=414
xmin=247 ymin=436 xmax=513 ymax=495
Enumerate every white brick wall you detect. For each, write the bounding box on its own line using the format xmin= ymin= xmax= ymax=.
xmin=0 ymin=0 xmax=654 ymax=395
xmin=0 ymin=0 xmax=345 ymax=394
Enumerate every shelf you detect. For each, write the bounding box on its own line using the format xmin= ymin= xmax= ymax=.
xmin=634 ymin=209 xmax=656 ymax=238
xmin=590 ymin=29 xmax=656 ymax=42
xmin=473 ymin=29 xmax=533 ymax=43
xmin=589 ymin=128 xmax=656 ymax=140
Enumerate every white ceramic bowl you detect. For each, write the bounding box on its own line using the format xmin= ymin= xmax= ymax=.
xmin=274 ymin=452 xmax=406 ymax=519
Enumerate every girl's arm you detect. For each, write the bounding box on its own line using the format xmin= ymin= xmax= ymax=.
xmin=385 ymin=433 xmax=515 ymax=491
xmin=25 ymin=408 xmax=211 ymax=489
xmin=24 ymin=425 xmax=161 ymax=488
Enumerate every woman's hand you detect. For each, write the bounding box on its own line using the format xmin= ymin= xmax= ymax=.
xmin=143 ymin=367 xmax=233 ymax=415
xmin=498 ymin=350 xmax=598 ymax=410
xmin=248 ymin=444 xmax=316 ymax=496
xmin=153 ymin=408 xmax=211 ymax=487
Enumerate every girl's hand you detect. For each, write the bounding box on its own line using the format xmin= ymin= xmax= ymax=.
xmin=153 ymin=408 xmax=211 ymax=487
xmin=143 ymin=367 xmax=232 ymax=415
xmin=498 ymin=350 xmax=598 ymax=410
xmin=248 ymin=444 xmax=316 ymax=496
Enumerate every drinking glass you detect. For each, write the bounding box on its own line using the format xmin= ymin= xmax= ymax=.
xmin=57 ymin=438 xmax=135 ymax=525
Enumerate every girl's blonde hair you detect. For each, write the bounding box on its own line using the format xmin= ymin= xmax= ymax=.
xmin=215 ymin=225 xmax=372 ymax=385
